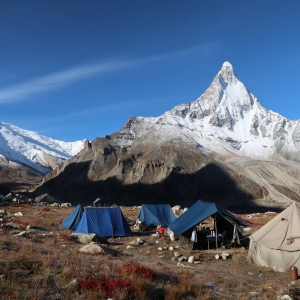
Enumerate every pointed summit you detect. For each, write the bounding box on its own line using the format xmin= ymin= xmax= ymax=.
xmin=218 ymin=61 xmax=236 ymax=83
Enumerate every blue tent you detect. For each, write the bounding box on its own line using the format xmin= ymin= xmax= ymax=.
xmin=169 ymin=200 xmax=249 ymax=235
xmin=136 ymin=204 xmax=176 ymax=227
xmin=61 ymin=204 xmax=84 ymax=231
xmin=74 ymin=207 xmax=132 ymax=237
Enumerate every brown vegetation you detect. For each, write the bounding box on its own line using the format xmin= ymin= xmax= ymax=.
xmin=0 ymin=205 xmax=298 ymax=299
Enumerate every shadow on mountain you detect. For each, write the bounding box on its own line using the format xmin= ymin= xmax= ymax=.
xmin=33 ymin=160 xmax=283 ymax=213
xmin=226 ymin=204 xmax=283 ymax=214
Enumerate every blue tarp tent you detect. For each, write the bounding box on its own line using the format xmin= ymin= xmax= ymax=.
xmin=169 ymin=200 xmax=249 ymax=235
xmin=61 ymin=204 xmax=84 ymax=231
xmin=136 ymin=204 xmax=176 ymax=227
xmin=74 ymin=207 xmax=132 ymax=237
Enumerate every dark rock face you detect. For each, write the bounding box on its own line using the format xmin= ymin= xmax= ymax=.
xmin=33 ymin=136 xmax=275 ymax=207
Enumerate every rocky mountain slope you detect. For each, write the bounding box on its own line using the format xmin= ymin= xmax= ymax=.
xmin=33 ymin=62 xmax=300 ymax=208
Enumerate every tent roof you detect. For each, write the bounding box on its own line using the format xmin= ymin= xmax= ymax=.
xmin=61 ymin=204 xmax=84 ymax=231
xmin=74 ymin=207 xmax=132 ymax=237
xmin=169 ymin=200 xmax=249 ymax=235
xmin=250 ymin=202 xmax=300 ymax=251
xmin=137 ymin=204 xmax=176 ymax=227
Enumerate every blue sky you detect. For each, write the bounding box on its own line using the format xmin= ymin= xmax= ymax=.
xmin=1 ymin=0 xmax=300 ymax=141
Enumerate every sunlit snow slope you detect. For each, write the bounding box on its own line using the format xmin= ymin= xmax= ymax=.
xmin=115 ymin=62 xmax=300 ymax=163
xmin=0 ymin=122 xmax=84 ymax=173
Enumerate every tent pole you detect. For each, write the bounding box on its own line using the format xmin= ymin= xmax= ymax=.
xmin=215 ymin=213 xmax=218 ymax=249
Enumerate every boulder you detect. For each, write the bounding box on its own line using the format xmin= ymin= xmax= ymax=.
xmin=71 ymin=233 xmax=108 ymax=244
xmin=79 ymin=244 xmax=104 ymax=254
xmin=188 ymin=256 xmax=195 ymax=264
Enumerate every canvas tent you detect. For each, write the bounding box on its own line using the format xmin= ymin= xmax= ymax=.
xmin=74 ymin=207 xmax=132 ymax=237
xmin=61 ymin=204 xmax=84 ymax=231
xmin=135 ymin=204 xmax=176 ymax=227
xmin=169 ymin=200 xmax=249 ymax=249
xmin=249 ymin=202 xmax=300 ymax=272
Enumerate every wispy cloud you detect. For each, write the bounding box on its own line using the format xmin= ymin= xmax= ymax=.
xmin=44 ymin=97 xmax=163 ymax=121
xmin=0 ymin=41 xmax=220 ymax=104
xmin=0 ymin=60 xmax=132 ymax=103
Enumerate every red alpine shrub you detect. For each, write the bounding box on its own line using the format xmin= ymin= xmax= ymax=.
xmin=117 ymin=263 xmax=155 ymax=280
xmin=78 ymin=275 xmax=131 ymax=297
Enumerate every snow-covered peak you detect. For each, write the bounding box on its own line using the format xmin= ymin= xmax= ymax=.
xmin=121 ymin=61 xmax=300 ymax=163
xmin=0 ymin=122 xmax=85 ymax=173
xmin=222 ymin=61 xmax=233 ymax=68
xmin=217 ymin=61 xmax=236 ymax=83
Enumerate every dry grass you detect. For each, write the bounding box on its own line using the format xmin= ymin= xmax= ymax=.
xmin=0 ymin=204 xmax=297 ymax=299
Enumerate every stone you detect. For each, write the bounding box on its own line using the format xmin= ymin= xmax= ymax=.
xmin=188 ymin=256 xmax=195 ymax=264
xmin=169 ymin=246 xmax=174 ymax=251
xmin=14 ymin=212 xmax=23 ymax=217
xmin=14 ymin=231 xmax=26 ymax=236
xmin=178 ymin=256 xmax=186 ymax=262
xmin=72 ymin=233 xmax=108 ymax=244
xmin=215 ymin=254 xmax=220 ymax=260
xmin=221 ymin=252 xmax=230 ymax=260
xmin=126 ymin=245 xmax=134 ymax=249
xmin=174 ymin=251 xmax=181 ymax=257
xmin=158 ymin=247 xmax=163 ymax=251
xmin=79 ymin=244 xmax=104 ymax=254
xmin=5 ymin=222 xmax=21 ymax=229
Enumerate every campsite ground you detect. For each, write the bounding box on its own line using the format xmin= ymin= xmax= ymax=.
xmin=0 ymin=204 xmax=299 ymax=299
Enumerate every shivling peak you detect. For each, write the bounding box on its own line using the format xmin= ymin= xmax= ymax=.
xmin=222 ymin=61 xmax=233 ymax=68
xmin=218 ymin=61 xmax=236 ymax=82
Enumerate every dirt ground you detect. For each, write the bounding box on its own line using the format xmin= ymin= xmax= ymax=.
xmin=0 ymin=204 xmax=299 ymax=299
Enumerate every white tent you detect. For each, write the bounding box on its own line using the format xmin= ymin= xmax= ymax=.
xmin=249 ymin=202 xmax=300 ymax=272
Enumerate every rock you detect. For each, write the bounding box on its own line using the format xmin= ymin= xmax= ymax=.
xmin=221 ymin=252 xmax=230 ymax=260
xmin=158 ymin=247 xmax=163 ymax=251
xmin=72 ymin=233 xmax=108 ymax=244
xmin=126 ymin=245 xmax=134 ymax=249
xmin=215 ymin=254 xmax=220 ymax=260
xmin=61 ymin=203 xmax=72 ymax=207
xmin=14 ymin=231 xmax=26 ymax=236
xmin=178 ymin=256 xmax=186 ymax=262
xmin=174 ymin=251 xmax=181 ymax=257
xmin=169 ymin=246 xmax=174 ymax=251
xmin=79 ymin=244 xmax=104 ymax=254
xmin=176 ymin=262 xmax=187 ymax=268
xmin=5 ymin=222 xmax=21 ymax=229
xmin=280 ymin=296 xmax=292 ymax=300
xmin=64 ymin=279 xmax=77 ymax=288
xmin=136 ymin=238 xmax=144 ymax=244
xmin=14 ymin=212 xmax=23 ymax=217
xmin=172 ymin=205 xmax=181 ymax=213
xmin=188 ymin=256 xmax=195 ymax=264
xmin=163 ymin=247 xmax=167 ymax=250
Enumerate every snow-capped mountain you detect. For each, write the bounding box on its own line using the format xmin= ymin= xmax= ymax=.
xmin=0 ymin=122 xmax=85 ymax=173
xmin=35 ymin=61 xmax=300 ymax=206
xmin=115 ymin=61 xmax=300 ymax=163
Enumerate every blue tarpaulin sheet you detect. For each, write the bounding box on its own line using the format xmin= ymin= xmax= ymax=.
xmin=169 ymin=200 xmax=249 ymax=235
xmin=136 ymin=204 xmax=176 ymax=227
xmin=74 ymin=207 xmax=132 ymax=237
xmin=61 ymin=204 xmax=84 ymax=231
